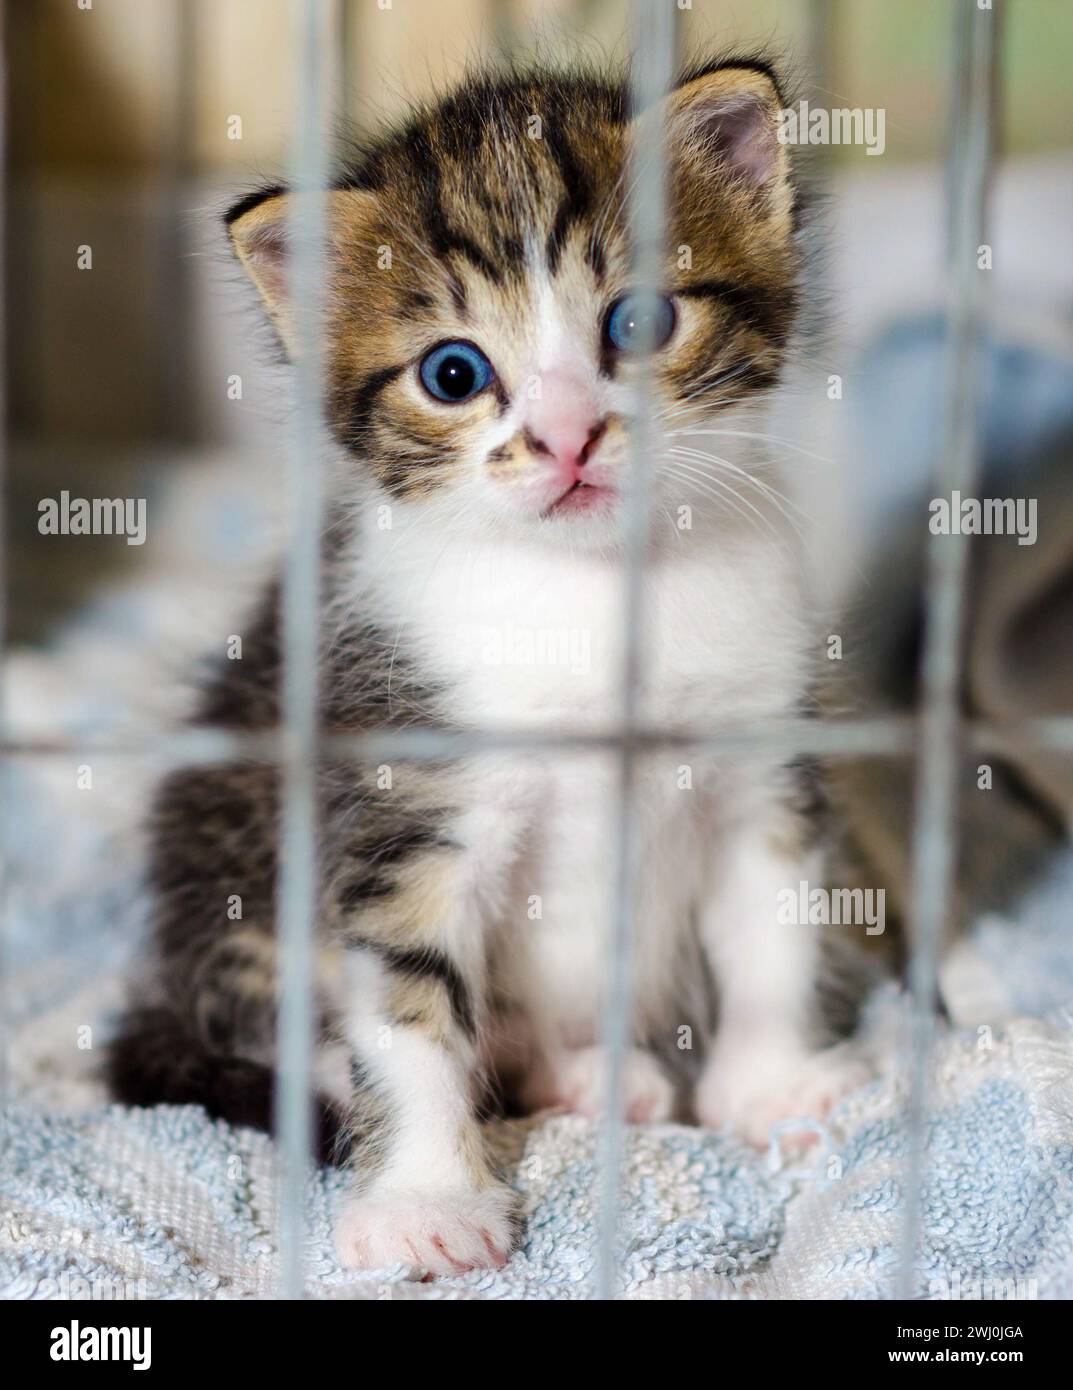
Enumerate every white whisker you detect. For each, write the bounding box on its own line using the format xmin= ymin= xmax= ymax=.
xmin=667 ymin=445 xmax=809 ymax=534
xmin=670 ymin=427 xmax=832 ymax=466
xmin=659 ymin=458 xmax=782 ymax=542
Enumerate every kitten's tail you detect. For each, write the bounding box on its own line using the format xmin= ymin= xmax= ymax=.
xmin=106 ymin=1007 xmax=347 ymax=1165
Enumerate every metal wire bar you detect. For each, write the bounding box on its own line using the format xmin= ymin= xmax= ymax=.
xmin=0 ymin=4 xmax=10 ymax=1173
xmin=896 ymin=0 xmax=1000 ymax=1301
xmin=159 ymin=0 xmax=199 ymax=442
xmin=9 ymin=715 xmax=1073 ymax=766
xmin=275 ymin=0 xmax=339 ymax=1302
xmin=488 ymin=0 xmax=519 ymax=67
xmin=595 ymin=0 xmax=678 ymax=1301
xmin=803 ymin=0 xmax=836 ymax=100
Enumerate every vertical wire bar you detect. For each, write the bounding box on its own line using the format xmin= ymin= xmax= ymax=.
xmin=896 ymin=0 xmax=999 ymax=1299
xmin=276 ymin=0 xmax=338 ymax=1301
xmin=800 ymin=0 xmax=837 ymax=222
xmin=339 ymin=0 xmax=354 ymax=127
xmin=803 ymin=0 xmax=835 ymax=99
xmin=488 ymin=0 xmax=518 ymax=68
xmin=160 ymin=0 xmax=198 ymax=442
xmin=595 ymin=0 xmax=677 ymax=1301
xmin=0 ymin=2 xmax=10 ymax=1153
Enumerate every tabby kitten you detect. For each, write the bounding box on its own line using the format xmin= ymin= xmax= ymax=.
xmin=109 ymin=59 xmax=870 ymax=1276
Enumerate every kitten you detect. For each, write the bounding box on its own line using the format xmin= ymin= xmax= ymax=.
xmin=108 ymin=58 xmax=870 ymax=1276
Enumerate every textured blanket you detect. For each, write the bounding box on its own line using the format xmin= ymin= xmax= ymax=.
xmin=4 ymin=750 xmax=1073 ymax=1299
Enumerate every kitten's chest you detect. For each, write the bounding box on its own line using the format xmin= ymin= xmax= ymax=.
xmin=382 ymin=538 xmax=805 ymax=732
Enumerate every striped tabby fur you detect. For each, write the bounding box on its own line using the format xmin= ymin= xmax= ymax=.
xmin=109 ymin=57 xmax=872 ymax=1276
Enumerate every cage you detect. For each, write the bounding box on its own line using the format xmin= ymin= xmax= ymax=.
xmin=3 ymin=0 xmax=1073 ymax=1313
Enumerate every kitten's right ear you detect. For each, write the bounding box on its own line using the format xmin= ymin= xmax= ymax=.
xmin=225 ymin=186 xmax=378 ymax=354
xmin=225 ymin=188 xmax=291 ymax=325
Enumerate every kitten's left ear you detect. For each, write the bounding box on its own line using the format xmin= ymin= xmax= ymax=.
xmin=659 ymin=63 xmax=793 ymax=217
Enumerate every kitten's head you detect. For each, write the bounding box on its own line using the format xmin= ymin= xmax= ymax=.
xmin=227 ymin=59 xmax=803 ymax=548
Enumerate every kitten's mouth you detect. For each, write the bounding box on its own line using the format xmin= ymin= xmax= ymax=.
xmin=544 ymin=480 xmax=615 ymax=517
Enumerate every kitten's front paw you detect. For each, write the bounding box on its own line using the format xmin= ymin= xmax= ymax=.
xmin=696 ymin=1042 xmax=870 ymax=1148
xmin=525 ymin=1045 xmax=675 ymax=1123
xmin=334 ymin=1182 xmax=517 ymax=1277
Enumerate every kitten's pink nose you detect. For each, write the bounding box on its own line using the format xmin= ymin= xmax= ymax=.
xmin=524 ymin=375 xmax=605 ymax=474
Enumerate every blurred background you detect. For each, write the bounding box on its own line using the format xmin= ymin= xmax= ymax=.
xmin=6 ymin=0 xmax=1073 ymax=639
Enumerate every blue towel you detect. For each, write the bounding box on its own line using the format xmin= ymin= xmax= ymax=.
xmin=4 ymin=747 xmax=1073 ymax=1298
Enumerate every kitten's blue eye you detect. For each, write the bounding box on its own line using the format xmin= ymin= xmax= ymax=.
xmin=419 ymin=341 xmax=494 ymax=403
xmin=604 ymin=293 xmax=677 ymax=354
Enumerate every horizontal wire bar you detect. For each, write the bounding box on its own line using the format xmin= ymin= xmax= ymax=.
xmin=4 ymin=716 xmax=1073 ymax=763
